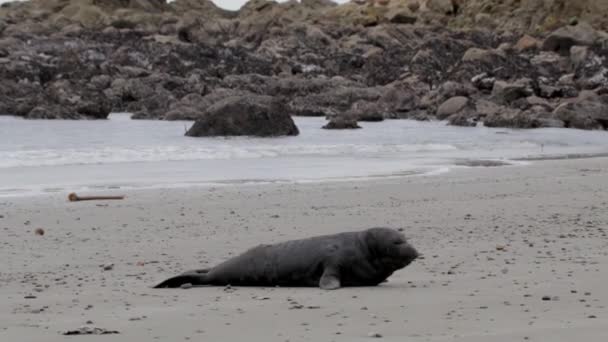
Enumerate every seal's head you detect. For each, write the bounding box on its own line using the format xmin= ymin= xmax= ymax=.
xmin=364 ymin=227 xmax=419 ymax=270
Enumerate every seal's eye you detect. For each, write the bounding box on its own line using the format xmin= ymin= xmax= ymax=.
xmin=393 ymin=240 xmax=403 ymax=245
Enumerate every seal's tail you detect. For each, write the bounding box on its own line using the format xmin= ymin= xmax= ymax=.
xmin=153 ymin=270 xmax=210 ymax=288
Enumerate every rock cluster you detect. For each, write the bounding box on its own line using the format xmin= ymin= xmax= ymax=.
xmin=0 ymin=0 xmax=607 ymax=133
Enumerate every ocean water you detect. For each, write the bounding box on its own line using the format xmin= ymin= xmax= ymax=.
xmin=1 ymin=114 xmax=608 ymax=197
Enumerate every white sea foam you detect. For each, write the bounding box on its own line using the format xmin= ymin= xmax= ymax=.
xmin=1 ymin=114 xmax=607 ymax=196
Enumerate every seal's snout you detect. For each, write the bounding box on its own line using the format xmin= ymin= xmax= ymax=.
xmin=402 ymin=244 xmax=419 ymax=262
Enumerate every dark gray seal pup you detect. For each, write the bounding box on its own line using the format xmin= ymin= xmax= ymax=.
xmin=154 ymin=227 xmax=418 ymax=290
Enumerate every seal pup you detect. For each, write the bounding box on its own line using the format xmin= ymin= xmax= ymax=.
xmin=154 ymin=227 xmax=418 ymax=290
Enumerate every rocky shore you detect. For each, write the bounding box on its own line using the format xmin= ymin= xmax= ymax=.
xmin=1 ymin=0 xmax=608 ymax=132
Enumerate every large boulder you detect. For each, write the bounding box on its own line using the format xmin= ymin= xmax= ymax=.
xmin=185 ymin=95 xmax=299 ymax=137
xmin=542 ymin=23 xmax=599 ymax=55
xmin=436 ymin=96 xmax=469 ymax=120
xmin=322 ymin=117 xmax=361 ymax=129
xmin=483 ymin=106 xmax=563 ymax=129
xmin=552 ymin=100 xmax=608 ymax=130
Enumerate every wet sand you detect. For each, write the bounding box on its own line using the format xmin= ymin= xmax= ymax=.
xmin=1 ymin=157 xmax=607 ymax=341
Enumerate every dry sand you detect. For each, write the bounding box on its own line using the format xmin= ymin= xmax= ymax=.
xmin=1 ymin=157 xmax=607 ymax=341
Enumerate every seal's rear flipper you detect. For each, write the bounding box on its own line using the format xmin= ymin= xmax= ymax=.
xmin=153 ymin=272 xmax=209 ymax=288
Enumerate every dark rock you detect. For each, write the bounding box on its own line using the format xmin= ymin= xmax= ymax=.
xmin=185 ymin=95 xmax=299 ymax=137
xmin=471 ymin=73 xmax=496 ymax=91
xmin=346 ymin=101 xmax=384 ymax=122
xmin=378 ymin=85 xmax=419 ymax=118
xmin=436 ymin=96 xmax=469 ymax=120
xmin=448 ymin=111 xmax=478 ymax=127
xmin=386 ymin=11 xmax=417 ymax=25
xmin=542 ymin=23 xmax=599 ymax=55
xmin=163 ymin=89 xmax=247 ymax=121
xmin=491 ymin=79 xmax=534 ymax=105
xmin=553 ymin=100 xmax=608 ymax=130
xmin=289 ymin=85 xmax=383 ymax=118
xmin=484 ymin=106 xmax=564 ymax=129
xmin=322 ymin=117 xmax=361 ymax=129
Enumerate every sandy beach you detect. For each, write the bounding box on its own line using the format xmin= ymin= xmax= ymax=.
xmin=1 ymin=157 xmax=607 ymax=341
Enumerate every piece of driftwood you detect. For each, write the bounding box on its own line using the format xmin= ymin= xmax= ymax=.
xmin=62 ymin=327 xmax=120 ymax=335
xmin=68 ymin=192 xmax=125 ymax=202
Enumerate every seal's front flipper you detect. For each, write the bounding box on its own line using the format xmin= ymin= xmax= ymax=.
xmin=153 ymin=272 xmax=209 ymax=288
xmin=319 ymin=268 xmax=341 ymax=290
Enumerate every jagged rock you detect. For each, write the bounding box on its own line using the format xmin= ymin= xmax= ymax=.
xmin=471 ymin=73 xmax=496 ymax=91
xmin=289 ymin=86 xmax=383 ymax=118
xmin=483 ymin=106 xmax=561 ymax=129
xmin=386 ymin=10 xmax=417 ymax=25
xmin=162 ymin=89 xmax=247 ymax=121
xmin=345 ymin=100 xmax=384 ymax=122
xmin=581 ymin=69 xmax=608 ymax=90
xmin=542 ymin=23 xmax=599 ymax=55
xmin=491 ymin=79 xmax=534 ymax=105
xmin=185 ymin=95 xmax=299 ymax=137
xmin=378 ymin=85 xmax=419 ymax=118
xmin=421 ymin=81 xmax=475 ymax=111
xmin=322 ymin=117 xmax=361 ymax=129
xmin=553 ymin=100 xmax=608 ymax=130
xmin=447 ymin=111 xmax=478 ymax=127
xmin=0 ymin=0 xmax=607 ymax=132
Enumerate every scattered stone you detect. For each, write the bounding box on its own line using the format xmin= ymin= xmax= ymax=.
xmin=102 ymin=263 xmax=114 ymax=271
xmin=34 ymin=228 xmax=45 ymax=236
xmin=368 ymin=332 xmax=383 ymax=338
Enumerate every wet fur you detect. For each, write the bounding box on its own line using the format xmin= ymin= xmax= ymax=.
xmin=154 ymin=228 xmax=418 ymax=290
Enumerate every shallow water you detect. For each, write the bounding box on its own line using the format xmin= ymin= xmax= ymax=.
xmin=1 ymin=114 xmax=607 ymax=196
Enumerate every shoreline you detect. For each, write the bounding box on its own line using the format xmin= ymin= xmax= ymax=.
xmin=1 ymin=157 xmax=608 ymax=341
xmin=3 ymin=151 xmax=608 ymax=199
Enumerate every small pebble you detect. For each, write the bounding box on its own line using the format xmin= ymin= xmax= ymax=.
xmin=103 ymin=264 xmax=114 ymax=271
xmin=34 ymin=228 xmax=45 ymax=236
xmin=368 ymin=332 xmax=383 ymax=338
